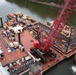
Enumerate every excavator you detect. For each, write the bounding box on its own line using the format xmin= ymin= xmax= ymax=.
xmin=30 ymin=0 xmax=76 ymax=63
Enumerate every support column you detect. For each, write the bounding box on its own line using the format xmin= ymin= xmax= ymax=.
xmin=0 ymin=16 xmax=3 ymax=28
xmin=18 ymin=33 xmax=21 ymax=44
xmin=15 ymin=14 xmax=18 ymax=22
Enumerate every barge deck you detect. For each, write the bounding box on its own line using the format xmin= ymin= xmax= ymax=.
xmin=0 ymin=12 xmax=76 ymax=75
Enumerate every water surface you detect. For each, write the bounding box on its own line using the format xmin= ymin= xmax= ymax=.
xmin=0 ymin=0 xmax=76 ymax=26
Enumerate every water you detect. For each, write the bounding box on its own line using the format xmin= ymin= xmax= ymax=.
xmin=0 ymin=0 xmax=59 ymax=23
xmin=44 ymin=57 xmax=76 ymax=75
xmin=1 ymin=0 xmax=76 ymax=26
xmin=0 ymin=0 xmax=76 ymax=75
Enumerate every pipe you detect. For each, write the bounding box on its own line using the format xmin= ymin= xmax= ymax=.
xmin=27 ymin=51 xmax=37 ymax=62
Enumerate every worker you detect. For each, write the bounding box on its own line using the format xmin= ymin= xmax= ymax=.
xmin=54 ymin=41 xmax=58 ymax=45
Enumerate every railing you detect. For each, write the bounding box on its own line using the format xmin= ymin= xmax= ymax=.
xmin=0 ymin=35 xmax=10 ymax=48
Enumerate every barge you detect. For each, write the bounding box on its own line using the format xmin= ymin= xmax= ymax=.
xmin=0 ymin=12 xmax=76 ymax=75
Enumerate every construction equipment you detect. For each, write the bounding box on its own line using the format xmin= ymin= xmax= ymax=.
xmin=35 ymin=0 xmax=76 ymax=52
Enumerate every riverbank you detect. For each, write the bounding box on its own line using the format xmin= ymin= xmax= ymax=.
xmin=29 ymin=0 xmax=61 ymax=8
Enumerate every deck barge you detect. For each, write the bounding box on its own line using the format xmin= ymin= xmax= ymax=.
xmin=0 ymin=12 xmax=76 ymax=75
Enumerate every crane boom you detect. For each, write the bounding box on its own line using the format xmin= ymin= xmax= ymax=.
xmin=40 ymin=0 xmax=76 ymax=52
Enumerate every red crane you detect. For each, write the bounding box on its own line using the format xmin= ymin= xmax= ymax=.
xmin=34 ymin=0 xmax=76 ymax=52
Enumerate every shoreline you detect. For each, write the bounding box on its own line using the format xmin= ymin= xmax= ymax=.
xmin=29 ymin=0 xmax=61 ymax=8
